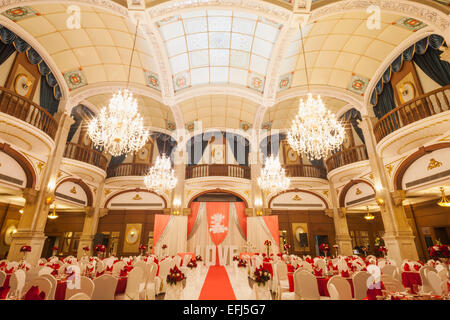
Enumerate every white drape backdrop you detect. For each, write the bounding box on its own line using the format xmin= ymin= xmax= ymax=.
xmin=247 ymin=217 xmax=279 ymax=255
xmin=155 ymin=215 xmax=187 ymax=256
xmin=187 ymin=202 xmax=246 ymax=264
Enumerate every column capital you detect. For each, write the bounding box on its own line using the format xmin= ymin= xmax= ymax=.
xmin=391 ymin=190 xmax=406 ymax=206
xmin=99 ymin=208 xmax=108 ymax=218
xmin=22 ymin=188 xmax=38 ymax=203
xmin=85 ymin=206 xmax=95 ymax=216
xmin=324 ymin=208 xmax=334 ymax=218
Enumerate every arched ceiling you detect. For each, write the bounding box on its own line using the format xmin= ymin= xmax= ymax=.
xmin=6 ymin=4 xmax=159 ymax=90
xmin=86 ymin=93 xmax=175 ymax=131
xmin=178 ymin=94 xmax=260 ymax=131
xmin=263 ymin=95 xmax=349 ymax=130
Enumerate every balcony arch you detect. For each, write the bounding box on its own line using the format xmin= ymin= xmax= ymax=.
xmin=55 ymin=178 xmax=93 ymax=207
xmin=339 ymin=179 xmax=375 ymax=208
xmin=0 ymin=142 xmax=36 ymax=189
xmin=187 ymin=188 xmax=248 ymax=208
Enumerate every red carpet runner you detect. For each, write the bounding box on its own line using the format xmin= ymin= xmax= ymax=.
xmin=198 ymin=266 xmax=236 ymax=300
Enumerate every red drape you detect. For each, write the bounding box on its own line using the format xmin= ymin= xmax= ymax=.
xmin=206 ymin=202 xmax=230 ymax=245
xmin=263 ymin=215 xmax=280 ymax=249
xmin=153 ymin=214 xmax=171 ymax=253
xmin=234 ymin=202 xmax=247 ymax=238
xmin=187 ymin=202 xmax=201 ymax=237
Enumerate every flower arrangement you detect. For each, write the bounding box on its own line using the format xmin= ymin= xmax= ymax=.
xmin=284 ymin=243 xmax=291 ymax=250
xmin=187 ymin=258 xmax=197 ymax=269
xmin=94 ymin=244 xmax=106 ymax=252
xmin=264 ymin=240 xmax=272 ymax=246
xmin=429 ymin=244 xmax=450 ymax=259
xmin=253 ymin=266 xmax=271 ymax=286
xmin=319 ymin=243 xmax=329 ymax=257
xmin=195 ymin=255 xmax=202 ymax=262
xmin=233 ymin=255 xmax=240 ymax=262
xmin=139 ymin=244 xmax=147 ymax=250
xmin=83 ymin=246 xmax=90 ymax=251
xmin=162 ymin=244 xmax=167 ymax=249
xmin=238 ymin=259 xmax=247 ymax=268
xmin=20 ymin=245 xmax=31 ymax=252
xmin=166 ymin=265 xmax=185 ymax=286
xmin=378 ymin=246 xmax=388 ymax=257
xmin=52 ymin=246 xmax=58 ymax=251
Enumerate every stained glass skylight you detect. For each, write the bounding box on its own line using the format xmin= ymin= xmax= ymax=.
xmin=156 ymin=9 xmax=283 ymax=92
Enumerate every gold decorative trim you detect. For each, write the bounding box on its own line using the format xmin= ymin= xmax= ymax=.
xmin=427 ymin=158 xmax=442 ymax=171
xmin=386 ymin=164 xmax=393 ymax=176
xmin=369 ymin=173 xmax=374 ymax=180
xmin=105 ymin=189 xmax=112 ymax=195
xmin=292 ymin=194 xmax=302 ymax=201
xmin=70 ymin=186 xmax=77 ymax=194
xmin=355 ymin=188 xmax=362 ymax=195
xmin=322 ymin=190 xmax=328 ymax=197
xmin=37 ymin=161 xmax=45 ymax=173
xmin=132 ymin=194 xmax=142 ymax=200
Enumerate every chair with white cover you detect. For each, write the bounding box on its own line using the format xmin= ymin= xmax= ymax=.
xmin=352 ymin=271 xmax=371 ymax=300
xmin=68 ymin=292 xmax=90 ymax=300
xmin=112 ymin=261 xmax=126 ymax=276
xmin=327 ymin=276 xmax=352 ymax=300
xmin=427 ymin=270 xmax=447 ymax=296
xmin=275 ymin=261 xmax=289 ymax=300
xmin=39 ymin=274 xmax=57 ymax=300
xmin=297 ymin=270 xmax=322 ymax=300
xmin=156 ymin=258 xmax=174 ymax=294
xmin=117 ymin=267 xmax=144 ymax=300
xmin=38 ymin=266 xmax=54 ymax=276
xmin=419 ymin=265 xmax=435 ymax=293
xmin=0 ymin=270 xmax=5 ymax=288
xmin=381 ymin=265 xmax=399 ymax=280
xmin=380 ymin=275 xmax=404 ymax=293
xmin=435 ymin=264 xmax=448 ymax=281
xmin=299 ymin=261 xmax=313 ymax=272
xmin=337 ymin=259 xmax=349 ymax=273
xmin=96 ymin=260 xmax=105 ymax=274
xmin=91 ymin=274 xmax=118 ymax=300
xmin=65 ymin=276 xmax=95 ymax=300
xmin=174 ymin=255 xmax=182 ymax=267
xmin=182 ymin=254 xmax=192 ymax=268
xmin=37 ymin=258 xmax=47 ymax=266
xmin=21 ymin=277 xmax=52 ymax=300
xmin=314 ymin=259 xmax=327 ymax=272
xmin=6 ymin=269 xmax=26 ymax=299
xmin=146 ymin=262 xmax=158 ymax=300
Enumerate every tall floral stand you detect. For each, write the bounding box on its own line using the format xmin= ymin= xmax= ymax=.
xmin=165 ymin=282 xmax=184 ymax=300
xmin=253 ymin=282 xmax=271 ymax=300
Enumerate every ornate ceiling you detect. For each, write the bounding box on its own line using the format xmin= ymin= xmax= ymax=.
xmin=0 ymin=0 xmax=448 ymax=139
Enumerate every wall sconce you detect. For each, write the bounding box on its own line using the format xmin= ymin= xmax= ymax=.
xmin=376 ymin=197 xmax=385 ymax=207
xmin=254 ymin=198 xmax=263 ymax=215
xmin=19 ymin=209 xmax=23 ymax=215
xmin=47 ymin=180 xmax=56 ymax=192
xmin=172 ymin=199 xmax=181 ymax=215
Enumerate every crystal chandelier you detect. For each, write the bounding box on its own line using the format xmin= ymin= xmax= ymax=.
xmin=144 ymin=154 xmax=177 ymax=194
xmin=287 ymin=93 xmax=346 ymax=160
xmin=257 ymin=155 xmax=290 ymax=194
xmin=87 ymin=20 xmax=148 ymax=157
xmin=88 ymin=90 xmax=149 ymax=157
xmin=287 ymin=24 xmax=345 ymax=160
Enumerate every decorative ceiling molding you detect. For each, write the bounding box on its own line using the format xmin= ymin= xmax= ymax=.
xmin=0 ymin=0 xmax=129 ymax=17
xmin=309 ymin=0 xmax=450 ymax=35
xmin=147 ymin=0 xmax=292 ymax=23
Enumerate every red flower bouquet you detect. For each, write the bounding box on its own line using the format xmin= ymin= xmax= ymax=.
xmin=166 ymin=265 xmax=185 ymax=286
xmin=378 ymin=246 xmax=387 ymax=254
xmin=284 ymin=244 xmax=291 ymax=250
xmin=253 ymin=266 xmax=271 ymax=286
xmin=319 ymin=243 xmax=329 ymax=252
xmin=139 ymin=244 xmax=147 ymax=250
xmin=94 ymin=244 xmax=106 ymax=253
xmin=238 ymin=259 xmax=247 ymax=268
xmin=162 ymin=244 xmax=167 ymax=249
xmin=82 ymin=246 xmax=90 ymax=251
xmin=233 ymin=255 xmax=240 ymax=262
xmin=429 ymin=244 xmax=450 ymax=259
xmin=187 ymin=258 xmax=197 ymax=269
xmin=195 ymin=255 xmax=202 ymax=262
xmin=20 ymin=245 xmax=31 ymax=252
xmin=264 ymin=240 xmax=272 ymax=246
xmin=52 ymin=246 xmax=58 ymax=251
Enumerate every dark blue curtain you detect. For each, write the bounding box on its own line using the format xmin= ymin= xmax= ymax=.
xmin=340 ymin=108 xmax=365 ymax=143
xmin=310 ymin=158 xmax=325 ymax=169
xmin=413 ymin=47 xmax=450 ymax=86
xmin=187 ymin=132 xmax=212 ymax=165
xmin=151 ymin=132 xmax=177 ymax=159
xmin=109 ymin=154 xmax=126 ymax=167
xmin=260 ymin=133 xmax=286 ymax=160
xmin=373 ymin=82 xmax=396 ymax=119
xmin=39 ymin=75 xmax=59 ymax=115
xmin=67 ymin=105 xmax=96 ymax=142
xmin=0 ymin=41 xmax=14 ymax=65
xmin=225 ymin=132 xmax=250 ymax=166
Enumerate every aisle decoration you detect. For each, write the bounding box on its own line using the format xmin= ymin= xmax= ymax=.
xmin=195 ymin=255 xmax=202 ymax=262
xmin=165 ymin=265 xmax=185 ymax=300
xmin=319 ymin=243 xmax=329 ymax=257
xmin=238 ymin=259 xmax=247 ymax=268
xmin=232 ymin=255 xmax=240 ymax=262
xmin=20 ymin=245 xmax=31 ymax=261
xmin=264 ymin=240 xmax=272 ymax=256
xmin=253 ymin=266 xmax=272 ymax=300
xmin=187 ymin=258 xmax=197 ymax=269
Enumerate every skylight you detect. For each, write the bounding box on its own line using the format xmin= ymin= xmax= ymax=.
xmin=156 ymin=9 xmax=283 ymax=92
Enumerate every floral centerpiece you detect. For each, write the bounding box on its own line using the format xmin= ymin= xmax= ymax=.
xmin=139 ymin=244 xmax=147 ymax=255
xmin=233 ymin=255 xmax=240 ymax=262
xmin=284 ymin=243 xmax=291 ymax=254
xmin=253 ymin=266 xmax=271 ymax=286
xmin=264 ymin=240 xmax=272 ymax=256
xmin=52 ymin=246 xmax=58 ymax=256
xmin=94 ymin=244 xmax=106 ymax=258
xmin=378 ymin=246 xmax=388 ymax=258
xmin=187 ymin=258 xmax=197 ymax=269
xmin=20 ymin=245 xmax=31 ymax=261
xmin=166 ymin=265 xmax=185 ymax=286
xmin=429 ymin=244 xmax=449 ymax=263
xmin=238 ymin=259 xmax=247 ymax=268
xmin=162 ymin=244 xmax=168 ymax=256
xmin=195 ymin=255 xmax=202 ymax=262
xmin=319 ymin=243 xmax=329 ymax=257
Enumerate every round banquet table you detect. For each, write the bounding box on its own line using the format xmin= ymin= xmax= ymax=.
xmin=53 ymin=276 xmax=128 ymax=300
xmin=401 ymin=272 xmax=422 ymax=294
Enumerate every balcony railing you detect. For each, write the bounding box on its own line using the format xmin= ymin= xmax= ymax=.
xmin=63 ymin=142 xmax=108 ymax=171
xmin=106 ymin=163 xmax=150 ymax=178
xmin=284 ymin=164 xmax=327 ymax=179
xmin=0 ymin=86 xmax=58 ymax=139
xmin=186 ymin=164 xmax=251 ymax=179
xmin=325 ymin=145 xmax=368 ymax=172
xmin=373 ymin=85 xmax=450 ymax=143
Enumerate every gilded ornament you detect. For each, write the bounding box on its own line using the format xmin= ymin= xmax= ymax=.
xmin=427 ymin=158 xmax=442 ymax=171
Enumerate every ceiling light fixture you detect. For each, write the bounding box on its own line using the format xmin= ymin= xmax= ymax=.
xmin=364 ymin=206 xmax=375 ymax=221
xmin=437 ymin=187 xmax=450 ymax=207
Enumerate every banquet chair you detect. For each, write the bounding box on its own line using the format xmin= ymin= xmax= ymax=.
xmin=315 ymin=259 xmax=327 ymax=272
xmin=174 ymin=255 xmax=182 ymax=267
xmin=21 ymin=277 xmax=52 ymax=300
xmin=381 ymin=265 xmax=400 ymax=281
xmin=327 ymin=276 xmax=352 ymax=300
xmin=25 ymin=266 xmax=41 ymax=282
xmin=146 ymin=262 xmax=158 ymax=300
xmin=133 ymin=263 xmax=148 ymax=299
xmin=297 ymin=270 xmax=323 ymax=300
xmin=68 ymin=292 xmax=90 ymax=300
xmin=6 ymin=269 xmax=26 ymax=299
xmin=419 ymin=266 xmax=436 ymax=294
xmin=65 ymin=276 xmax=95 ymax=300
xmin=91 ymin=274 xmax=118 ymax=300
xmin=182 ymin=254 xmax=192 ymax=268
xmin=38 ymin=266 xmax=54 ymax=276
xmin=299 ymin=261 xmax=313 ymax=272
xmin=352 ymin=271 xmax=371 ymax=300
xmin=112 ymin=261 xmax=126 ymax=276
xmin=117 ymin=266 xmax=144 ymax=300
xmin=96 ymin=260 xmax=105 ymax=274
xmin=0 ymin=270 xmax=5 ymax=288
xmin=40 ymin=274 xmax=57 ymax=300
xmin=275 ymin=261 xmax=289 ymax=300
xmin=427 ymin=270 xmax=447 ymax=296
xmin=337 ymin=259 xmax=349 ymax=273
xmin=156 ymin=258 xmax=174 ymax=294
xmin=380 ymin=275 xmax=404 ymax=293
xmin=435 ymin=264 xmax=448 ymax=281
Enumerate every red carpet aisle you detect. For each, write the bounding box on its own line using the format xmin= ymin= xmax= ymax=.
xmin=198 ymin=266 xmax=236 ymax=300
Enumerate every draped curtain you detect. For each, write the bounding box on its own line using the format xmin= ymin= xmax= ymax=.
xmin=340 ymin=108 xmax=365 ymax=144
xmin=246 ymin=217 xmax=280 ymax=255
xmin=154 ymin=215 xmax=187 ymax=256
xmin=151 ymin=132 xmax=177 ymax=163
xmin=225 ymin=133 xmax=250 ymax=166
xmin=187 ymin=133 xmax=210 ymax=165
xmin=0 ymin=41 xmax=14 ymax=65
xmin=370 ymin=34 xmax=449 ymax=119
xmin=260 ymin=133 xmax=286 ymax=160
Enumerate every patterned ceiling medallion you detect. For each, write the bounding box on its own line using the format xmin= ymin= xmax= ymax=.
xmin=395 ymin=17 xmax=427 ymax=32
xmin=348 ymin=74 xmax=369 ymax=95
xmin=144 ymin=71 xmax=160 ymax=91
xmin=166 ymin=120 xmax=176 ymax=131
xmin=173 ymin=71 xmax=190 ymax=91
xmin=277 ymin=73 xmax=292 ymax=92
xmin=248 ymin=73 xmax=265 ymax=93
xmin=427 ymin=158 xmax=442 ymax=170
xmin=240 ymin=120 xmax=252 ymax=132
xmin=186 ymin=121 xmax=196 ymax=132
xmin=2 ymin=7 xmax=37 ymax=21
xmin=261 ymin=121 xmax=272 ymax=131
xmin=132 ymin=194 xmax=143 ymax=201
xmin=64 ymin=69 xmax=87 ymax=90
